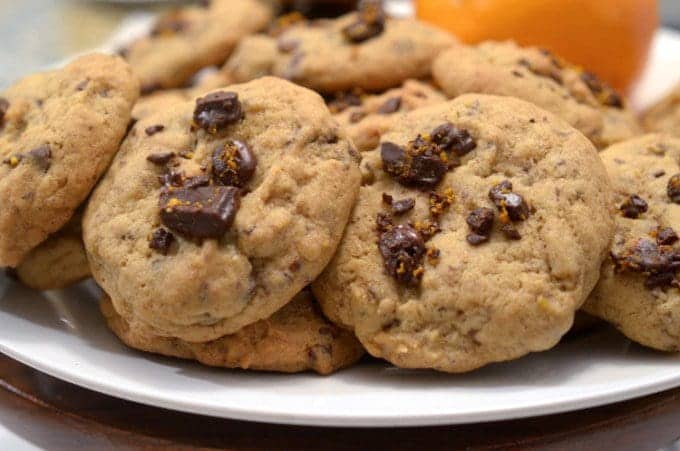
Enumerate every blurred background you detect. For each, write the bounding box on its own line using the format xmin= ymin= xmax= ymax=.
xmin=0 ymin=0 xmax=677 ymax=89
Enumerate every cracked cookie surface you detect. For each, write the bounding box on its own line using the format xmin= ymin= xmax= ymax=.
xmin=102 ymin=289 xmax=365 ymax=375
xmin=312 ymin=94 xmax=614 ymax=372
xmin=0 ymin=54 xmax=139 ymax=267
xmin=583 ymin=134 xmax=680 ymax=351
xmin=84 ymin=77 xmax=360 ymax=342
xmin=432 ymin=41 xmax=642 ymax=149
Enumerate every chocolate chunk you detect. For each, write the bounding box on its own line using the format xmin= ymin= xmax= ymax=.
xmin=430 ymin=122 xmax=477 ymax=156
xmin=149 ymin=228 xmax=175 ymax=255
xmin=380 ymin=141 xmax=447 ymax=187
xmin=145 ymin=124 xmax=165 ymax=136
xmin=489 ymin=180 xmax=529 ymax=222
xmin=668 ymin=174 xmax=680 ymax=204
xmin=342 ymin=0 xmax=385 ymax=43
xmin=377 ymin=97 xmax=401 ymax=115
xmin=466 ymin=207 xmax=495 ymax=236
xmin=382 ymin=193 xmax=393 ymax=205
xmin=27 ymin=144 xmax=51 ymax=172
xmin=613 ymin=238 xmax=680 ymax=275
xmin=581 ymin=71 xmax=623 ymax=109
xmin=620 ymin=194 xmax=648 ymax=218
xmin=158 ymin=170 xmax=184 ymax=187
xmin=378 ymin=224 xmax=426 ymax=286
xmin=657 ymin=227 xmax=679 ymax=246
xmin=159 ymin=185 xmax=240 ymax=239
xmin=184 ymin=174 xmax=211 ymax=189
xmin=326 ymin=89 xmax=362 ymax=113
xmin=376 ymin=212 xmax=393 ymax=232
xmin=466 ymin=233 xmax=489 ymax=245
xmin=147 ymin=152 xmax=175 ymax=165
xmin=644 ymin=271 xmax=677 ymax=289
xmin=212 ymin=140 xmax=257 ymax=187
xmin=193 ymin=91 xmax=242 ymax=133
xmin=500 ymin=224 xmax=522 ymax=240
xmin=391 ymin=198 xmax=415 ymax=215
xmin=0 ymin=98 xmax=8 ymax=125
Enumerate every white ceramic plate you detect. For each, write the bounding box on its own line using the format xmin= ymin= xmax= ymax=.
xmin=1 ymin=29 xmax=680 ymax=428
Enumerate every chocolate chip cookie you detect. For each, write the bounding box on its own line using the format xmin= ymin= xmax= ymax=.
xmin=0 ymin=53 xmax=139 ymax=267
xmin=583 ymin=134 xmax=680 ymax=351
xmin=122 ymin=0 xmax=272 ymax=93
xmin=101 ymin=289 xmax=364 ymax=374
xmin=312 ymin=94 xmax=615 ymax=372
xmin=15 ymin=213 xmax=90 ymax=290
xmin=223 ymin=1 xmax=455 ymax=93
xmin=642 ymin=83 xmax=680 ymax=136
xmin=84 ymin=77 xmax=361 ymax=343
xmin=432 ymin=41 xmax=642 ymax=149
xmin=329 ymin=79 xmax=446 ymax=152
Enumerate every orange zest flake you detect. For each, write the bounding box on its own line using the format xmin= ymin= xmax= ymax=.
xmin=412 ymin=266 xmax=425 ymax=279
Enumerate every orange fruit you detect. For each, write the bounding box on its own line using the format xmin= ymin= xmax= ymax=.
xmin=416 ymin=0 xmax=658 ymax=94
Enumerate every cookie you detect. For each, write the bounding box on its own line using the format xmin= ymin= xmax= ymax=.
xmin=432 ymin=41 xmax=642 ymax=149
xmin=15 ymin=213 xmax=90 ymax=290
xmin=122 ymin=0 xmax=272 ymax=93
xmin=0 ymin=53 xmax=139 ymax=267
xmin=583 ymin=134 xmax=680 ymax=351
xmin=642 ymin=83 xmax=680 ymax=136
xmin=329 ymin=79 xmax=446 ymax=152
xmin=101 ymin=289 xmax=365 ymax=374
xmin=84 ymin=77 xmax=361 ymax=343
xmin=223 ymin=1 xmax=455 ymax=93
xmin=312 ymin=94 xmax=615 ymax=372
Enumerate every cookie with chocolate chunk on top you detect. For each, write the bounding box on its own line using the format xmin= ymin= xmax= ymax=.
xmin=122 ymin=0 xmax=272 ymax=93
xmin=223 ymin=1 xmax=456 ymax=93
xmin=312 ymin=94 xmax=614 ymax=372
xmin=84 ymin=77 xmax=360 ymax=343
xmin=583 ymin=134 xmax=680 ymax=351
xmin=0 ymin=53 xmax=139 ymax=267
xmin=101 ymin=289 xmax=365 ymax=375
xmin=329 ymin=79 xmax=447 ymax=152
xmin=432 ymin=41 xmax=642 ymax=149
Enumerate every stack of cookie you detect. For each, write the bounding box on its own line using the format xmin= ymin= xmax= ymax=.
xmin=2 ymin=0 xmax=679 ymax=375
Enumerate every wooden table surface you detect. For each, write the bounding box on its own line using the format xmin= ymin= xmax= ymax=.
xmin=0 ymin=354 xmax=678 ymax=450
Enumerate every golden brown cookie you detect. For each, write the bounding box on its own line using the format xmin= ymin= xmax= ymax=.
xmin=0 ymin=54 xmax=139 ymax=267
xmin=102 ymin=290 xmax=365 ymax=375
xmin=223 ymin=2 xmax=455 ymax=93
xmin=84 ymin=77 xmax=360 ymax=343
xmin=583 ymin=134 xmax=680 ymax=351
xmin=313 ymin=94 xmax=615 ymax=372
xmin=15 ymin=213 xmax=90 ymax=290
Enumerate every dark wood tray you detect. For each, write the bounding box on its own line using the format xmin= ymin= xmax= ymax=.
xmin=0 ymin=354 xmax=678 ymax=450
